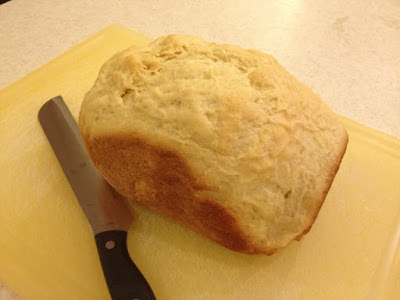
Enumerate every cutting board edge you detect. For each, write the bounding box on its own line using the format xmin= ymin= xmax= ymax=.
xmin=339 ymin=116 xmax=400 ymax=157
xmin=0 ymin=24 xmax=150 ymax=109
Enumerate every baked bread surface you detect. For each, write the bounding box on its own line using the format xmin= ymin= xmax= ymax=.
xmin=79 ymin=35 xmax=348 ymax=254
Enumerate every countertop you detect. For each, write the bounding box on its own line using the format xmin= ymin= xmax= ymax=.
xmin=0 ymin=0 xmax=399 ymax=299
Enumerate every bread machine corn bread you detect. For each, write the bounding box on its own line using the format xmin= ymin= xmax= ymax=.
xmin=79 ymin=34 xmax=348 ymax=255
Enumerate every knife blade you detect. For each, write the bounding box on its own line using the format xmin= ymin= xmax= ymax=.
xmin=38 ymin=96 xmax=156 ymax=300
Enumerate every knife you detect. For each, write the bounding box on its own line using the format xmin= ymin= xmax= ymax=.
xmin=38 ymin=96 xmax=156 ymax=300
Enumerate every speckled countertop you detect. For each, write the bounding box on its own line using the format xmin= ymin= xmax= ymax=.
xmin=0 ymin=0 xmax=399 ymax=298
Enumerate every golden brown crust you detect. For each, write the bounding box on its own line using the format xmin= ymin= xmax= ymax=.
xmin=85 ymin=130 xmax=348 ymax=254
xmin=84 ymin=132 xmax=262 ymax=254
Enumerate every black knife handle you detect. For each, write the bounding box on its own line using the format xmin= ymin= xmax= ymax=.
xmin=95 ymin=230 xmax=156 ymax=300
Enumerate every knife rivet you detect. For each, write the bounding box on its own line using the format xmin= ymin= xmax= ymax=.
xmin=105 ymin=240 xmax=115 ymax=249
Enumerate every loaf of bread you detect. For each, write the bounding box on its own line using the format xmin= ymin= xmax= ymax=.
xmin=79 ymin=35 xmax=348 ymax=255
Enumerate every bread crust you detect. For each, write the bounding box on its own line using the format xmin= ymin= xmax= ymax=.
xmin=83 ymin=128 xmax=348 ymax=255
xmin=84 ymin=133 xmax=263 ymax=253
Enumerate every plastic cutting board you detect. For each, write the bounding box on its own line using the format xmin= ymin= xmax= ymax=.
xmin=1 ymin=24 xmax=400 ymax=300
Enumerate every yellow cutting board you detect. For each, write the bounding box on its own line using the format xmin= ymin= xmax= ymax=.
xmin=1 ymin=24 xmax=400 ymax=300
